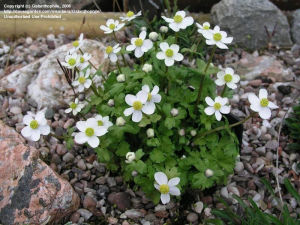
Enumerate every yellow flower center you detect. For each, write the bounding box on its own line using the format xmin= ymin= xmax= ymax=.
xmin=165 ymin=49 xmax=173 ymax=57
xmin=80 ymin=57 xmax=85 ymax=63
xmin=213 ymin=33 xmax=222 ymax=42
xmin=260 ymin=98 xmax=269 ymax=107
xmin=109 ymin=23 xmax=116 ymax=30
xmin=147 ymin=93 xmax=152 ymax=101
xmin=68 ymin=58 xmax=76 ymax=66
xmin=98 ymin=120 xmax=103 ymax=126
xmin=224 ymin=74 xmax=232 ymax=82
xmin=30 ymin=120 xmax=39 ymax=129
xmin=73 ymin=40 xmax=79 ymax=47
xmin=173 ymin=15 xmax=183 ymax=23
xmin=78 ymin=76 xmax=86 ymax=84
xmin=70 ymin=102 xmax=77 ymax=109
xmin=159 ymin=184 xmax=170 ymax=194
xmin=214 ymin=102 xmax=221 ymax=110
xmin=127 ymin=11 xmax=134 ymax=17
xmin=203 ymin=25 xmax=210 ymax=30
xmin=106 ymin=46 xmax=113 ymax=54
xmin=135 ymin=38 xmax=143 ymax=47
xmin=85 ymin=128 xmax=94 ymax=137
xmin=133 ymin=101 xmax=142 ymax=110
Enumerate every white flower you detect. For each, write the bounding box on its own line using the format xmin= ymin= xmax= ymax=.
xmin=125 ymin=152 xmax=136 ymax=163
xmin=179 ymin=129 xmax=185 ymax=136
xmin=204 ymin=96 xmax=230 ymax=121
xmin=117 ymin=74 xmax=125 ymax=82
xmin=70 ymin=33 xmax=84 ymax=53
xmin=100 ymin=19 xmax=125 ymax=34
xmin=215 ymin=68 xmax=240 ymax=89
xmin=149 ymin=32 xmax=158 ymax=41
xmin=78 ymin=52 xmax=91 ymax=70
xmin=190 ymin=130 xmax=197 ymax=137
xmin=146 ymin=128 xmax=154 ymax=138
xmin=126 ymin=31 xmax=153 ymax=58
xmin=61 ymin=52 xmax=80 ymax=69
xmin=203 ymin=25 xmax=233 ymax=49
xmin=141 ymin=85 xmax=161 ymax=115
xmin=65 ymin=98 xmax=84 ymax=116
xmin=171 ymin=108 xmax=179 ymax=117
xmin=104 ymin=44 xmax=121 ymax=63
xmin=124 ymin=90 xmax=152 ymax=122
xmin=156 ymin=42 xmax=183 ymax=67
xmin=116 ymin=117 xmax=126 ymax=126
xmin=205 ymin=169 xmax=214 ymax=177
xmin=248 ymin=89 xmax=278 ymax=120
xmin=160 ymin=26 xmax=168 ymax=33
xmin=120 ymin=10 xmax=141 ymax=22
xmin=72 ymin=68 xmax=92 ymax=92
xmin=74 ymin=118 xmax=106 ymax=148
xmin=154 ymin=172 xmax=180 ymax=204
xmin=94 ymin=115 xmax=113 ymax=130
xmin=21 ymin=110 xmax=50 ymax=141
xmin=142 ymin=63 xmax=152 ymax=73
xmin=162 ymin=11 xmax=194 ymax=32
xmin=196 ymin=22 xmax=211 ymax=36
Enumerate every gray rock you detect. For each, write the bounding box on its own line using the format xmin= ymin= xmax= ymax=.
xmin=107 ymin=177 xmax=117 ymax=187
xmin=234 ymin=161 xmax=244 ymax=173
xmin=108 ymin=192 xmax=131 ymax=211
xmin=211 ymin=0 xmax=292 ymax=50
xmin=77 ymin=208 xmax=93 ymax=221
xmin=292 ymin=9 xmax=300 ymax=44
xmin=187 ymin=212 xmax=198 ymax=223
xmin=9 ymin=106 xmax=22 ymax=115
xmin=63 ymin=152 xmax=75 ymax=162
xmin=124 ymin=209 xmax=143 ymax=219
xmin=193 ymin=201 xmax=204 ymax=214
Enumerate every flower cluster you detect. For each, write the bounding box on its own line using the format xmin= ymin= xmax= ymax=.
xmin=20 ymin=9 xmax=280 ymax=206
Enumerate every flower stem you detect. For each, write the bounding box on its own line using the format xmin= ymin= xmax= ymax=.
xmin=116 ymin=61 xmax=122 ymax=73
xmin=113 ymin=31 xmax=127 ymax=66
xmin=197 ymin=112 xmax=256 ymax=138
xmin=196 ymin=45 xmax=217 ymax=105
xmin=49 ymin=132 xmax=64 ymax=140
xmin=221 ymin=85 xmax=227 ymax=97
xmin=90 ymin=83 xmax=100 ymax=97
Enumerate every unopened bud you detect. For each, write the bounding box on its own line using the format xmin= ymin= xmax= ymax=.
xmin=205 ymin=169 xmax=214 ymax=177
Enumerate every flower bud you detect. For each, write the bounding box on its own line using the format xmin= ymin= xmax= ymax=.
xmin=205 ymin=169 xmax=214 ymax=177
xmin=116 ymin=117 xmax=125 ymax=126
xmin=171 ymin=108 xmax=179 ymax=117
xmin=190 ymin=130 xmax=197 ymax=137
xmin=125 ymin=152 xmax=136 ymax=163
xmin=141 ymin=26 xmax=147 ymax=31
xmin=160 ymin=26 xmax=168 ymax=33
xmin=108 ymin=99 xmax=114 ymax=107
xmin=131 ymin=170 xmax=138 ymax=177
xmin=142 ymin=63 xmax=152 ymax=73
xmin=117 ymin=74 xmax=125 ymax=82
xmin=149 ymin=32 xmax=158 ymax=41
xmin=179 ymin=129 xmax=185 ymax=136
xmin=146 ymin=128 xmax=154 ymax=138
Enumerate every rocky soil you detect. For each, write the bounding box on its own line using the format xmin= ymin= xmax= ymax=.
xmin=0 ymin=32 xmax=300 ymax=225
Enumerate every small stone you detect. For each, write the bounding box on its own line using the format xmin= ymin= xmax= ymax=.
xmin=10 ymin=106 xmax=22 ymax=115
xmin=64 ymin=118 xmax=75 ymax=129
xmin=45 ymin=108 xmax=54 ymax=119
xmin=256 ymin=146 xmax=266 ymax=155
xmin=97 ymin=185 xmax=109 ymax=197
xmin=77 ymin=159 xmax=86 ymax=170
xmin=108 ymin=217 xmax=118 ymax=224
xmin=25 ymin=37 xmax=33 ymax=45
xmin=39 ymin=146 xmax=49 ymax=160
xmin=63 ymin=152 xmax=75 ymax=162
xmin=266 ymin=151 xmax=274 ymax=161
xmin=221 ymin=187 xmax=229 ymax=198
xmin=234 ymin=161 xmax=244 ymax=173
xmin=83 ymin=195 xmax=97 ymax=210
xmin=249 ymin=79 xmax=262 ymax=87
xmin=77 ymin=208 xmax=93 ymax=221
xmin=253 ymin=193 xmax=261 ymax=202
xmin=108 ymin=192 xmax=131 ymax=211
xmin=278 ymin=85 xmax=291 ymax=95
xmin=154 ymin=204 xmax=166 ymax=212
xmin=107 ymin=177 xmax=116 ymax=187
xmin=289 ymin=153 xmax=297 ymax=162
xmin=187 ymin=212 xmax=198 ymax=223
xmin=70 ymin=212 xmax=80 ymax=223
xmin=265 ymin=140 xmax=279 ymax=149
xmin=193 ymin=201 xmax=204 ymax=214
xmin=56 ymin=144 xmax=67 ymax=155
xmin=125 ymin=209 xmax=143 ymax=219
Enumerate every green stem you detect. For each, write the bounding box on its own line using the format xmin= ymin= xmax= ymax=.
xmin=221 ymin=85 xmax=227 ymax=97
xmin=113 ymin=31 xmax=127 ymax=66
xmin=197 ymin=112 xmax=256 ymax=138
xmin=90 ymin=83 xmax=100 ymax=97
xmin=116 ymin=61 xmax=122 ymax=73
xmin=196 ymin=45 xmax=217 ymax=105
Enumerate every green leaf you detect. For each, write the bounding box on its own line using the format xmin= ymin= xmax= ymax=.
xmin=115 ymin=141 xmax=130 ymax=157
xmin=135 ymin=149 xmax=144 ymax=160
xmin=150 ymin=149 xmax=166 ymax=163
xmin=135 ymin=160 xmax=147 ymax=174
xmin=164 ymin=117 xmax=175 ymax=129
xmin=284 ymin=178 xmax=300 ymax=204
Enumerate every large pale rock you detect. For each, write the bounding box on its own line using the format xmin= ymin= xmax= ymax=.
xmin=211 ymin=0 xmax=292 ymax=50
xmin=233 ymin=52 xmax=292 ymax=81
xmin=0 ymin=39 xmax=107 ymax=108
xmin=292 ymin=9 xmax=300 ymax=44
xmin=0 ymin=121 xmax=80 ymax=225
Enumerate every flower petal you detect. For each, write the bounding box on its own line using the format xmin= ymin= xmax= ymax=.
xmin=156 ymin=51 xmax=165 ymax=60
xmin=169 ymin=22 xmax=180 ymax=32
xmin=161 ymin=194 xmax=170 ymax=204
xmin=168 ymin=177 xmax=180 ymax=186
xmin=205 ymin=96 xmax=214 ymax=106
xmin=248 ymin=93 xmax=260 ymax=105
xmin=142 ymin=102 xmax=155 ymax=115
xmin=21 ymin=126 xmax=32 ymax=138
xmin=268 ymin=101 xmax=278 ymax=109
xmin=174 ymin=53 xmax=183 ymax=61
xmin=154 ymin=184 xmax=160 ymax=191
xmin=137 ymin=90 xmax=148 ymax=103
xmin=134 ymin=47 xmax=144 ymax=58
xmin=225 ymin=68 xmax=234 ymax=75
xmin=30 ymin=129 xmax=41 ymax=141
xmin=39 ymin=125 xmax=50 ymax=135
xmin=87 ymin=136 xmax=100 ymax=148
xmin=160 ymin=42 xmax=169 ymax=51
xmin=222 ymin=37 xmax=233 ymax=44
xmin=126 ymin=44 xmax=136 ymax=51
xmin=76 ymin=121 xmax=87 ymax=132
xmin=204 ymin=106 xmax=215 ymax=115
xmin=23 ymin=115 xmax=33 ymax=125
xmin=151 ymin=86 xmax=159 ymax=95
xmin=139 ymin=31 xmax=146 ymax=40
xmin=124 ymin=107 xmax=134 ymax=116
xmin=169 ymin=186 xmax=180 ymax=196
xmin=170 ymin=44 xmax=179 ymax=53
xmin=142 ymin=85 xmax=150 ymax=93
xmin=215 ymin=78 xmax=225 ymax=86
xmin=75 ymin=132 xmax=88 ymax=144
xmin=109 ymin=53 xmax=118 ymax=63
xmin=125 ymin=94 xmax=136 ymax=106
xmin=226 ymin=82 xmax=237 ymax=89
xmin=183 ymin=16 xmax=194 ymax=26
xmin=215 ymin=110 xmax=222 ymax=121
xmin=152 ymin=94 xmax=161 ymax=103
xmin=165 ymin=58 xmax=174 ymax=67
xmin=142 ymin=39 xmax=153 ymax=52
xmin=132 ymin=110 xmax=143 ymax=122
xmin=216 ymin=41 xmax=228 ymax=49
xmin=220 ymin=105 xmax=230 ymax=114
xmin=155 ymin=172 xmax=168 ymax=185
xmin=176 ymin=11 xmax=186 ymax=18
xmin=259 ymin=107 xmax=271 ymax=120
xmin=259 ymin=89 xmax=268 ymax=99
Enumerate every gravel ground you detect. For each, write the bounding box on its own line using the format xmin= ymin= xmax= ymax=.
xmin=0 ymin=34 xmax=300 ymax=225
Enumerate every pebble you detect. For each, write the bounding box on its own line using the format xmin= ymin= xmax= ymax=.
xmin=63 ymin=152 xmax=75 ymax=162
xmin=221 ymin=187 xmax=229 ymax=198
xmin=125 ymin=209 xmax=143 ymax=219
xmin=45 ymin=108 xmax=54 ymax=119
xmin=234 ymin=161 xmax=244 ymax=173
xmin=9 ymin=106 xmax=22 ymax=115
xmin=107 ymin=177 xmax=116 ymax=187
xmin=77 ymin=159 xmax=87 ymax=170
xmin=187 ymin=212 xmax=198 ymax=223
xmin=256 ymin=146 xmax=266 ymax=155
xmin=108 ymin=217 xmax=118 ymax=224
xmin=83 ymin=195 xmax=97 ymax=210
xmin=108 ymin=192 xmax=131 ymax=211
xmin=77 ymin=208 xmax=93 ymax=221
xmin=193 ymin=201 xmax=204 ymax=214
xmin=154 ymin=204 xmax=166 ymax=212
xmin=64 ymin=118 xmax=75 ymax=129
